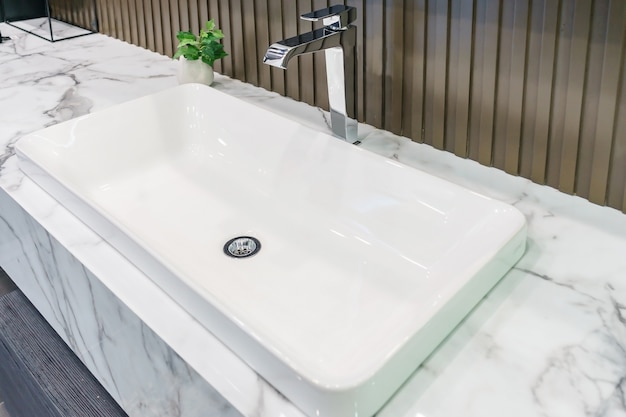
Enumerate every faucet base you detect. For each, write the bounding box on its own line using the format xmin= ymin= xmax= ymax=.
xmin=329 ymin=108 xmax=359 ymax=143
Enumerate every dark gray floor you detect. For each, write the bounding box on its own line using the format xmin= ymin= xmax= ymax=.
xmin=0 ymin=267 xmax=14 ymax=417
xmin=0 ymin=268 xmax=16 ymax=297
xmin=0 ymin=267 xmax=127 ymax=417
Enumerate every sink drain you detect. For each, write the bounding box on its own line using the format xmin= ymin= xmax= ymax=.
xmin=224 ymin=236 xmax=261 ymax=258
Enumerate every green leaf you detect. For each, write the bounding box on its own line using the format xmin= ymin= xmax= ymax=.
xmin=177 ymin=38 xmax=198 ymax=48
xmin=200 ymin=42 xmax=227 ymax=67
xmin=212 ymin=29 xmax=224 ymax=40
xmin=173 ymin=19 xmax=227 ymax=63
xmin=176 ymin=31 xmax=196 ymax=42
xmin=175 ymin=44 xmax=200 ymax=60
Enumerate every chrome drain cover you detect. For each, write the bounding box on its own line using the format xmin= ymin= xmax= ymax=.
xmin=224 ymin=236 xmax=261 ymax=258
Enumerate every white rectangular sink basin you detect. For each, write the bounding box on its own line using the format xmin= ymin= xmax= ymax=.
xmin=16 ymin=84 xmax=526 ymax=417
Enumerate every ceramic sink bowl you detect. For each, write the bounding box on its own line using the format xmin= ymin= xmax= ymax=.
xmin=16 ymin=83 xmax=526 ymax=417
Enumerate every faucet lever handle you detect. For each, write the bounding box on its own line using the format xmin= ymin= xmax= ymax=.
xmin=300 ymin=5 xmax=356 ymax=29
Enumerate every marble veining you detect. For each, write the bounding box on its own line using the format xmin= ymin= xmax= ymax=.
xmin=1 ymin=22 xmax=626 ymax=417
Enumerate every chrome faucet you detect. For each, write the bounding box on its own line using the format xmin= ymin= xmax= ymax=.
xmin=263 ymin=5 xmax=358 ymax=143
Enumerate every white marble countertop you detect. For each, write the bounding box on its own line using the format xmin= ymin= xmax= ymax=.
xmin=1 ymin=23 xmax=626 ymax=417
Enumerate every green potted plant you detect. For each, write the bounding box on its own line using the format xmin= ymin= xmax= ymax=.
xmin=173 ymin=19 xmax=228 ymax=86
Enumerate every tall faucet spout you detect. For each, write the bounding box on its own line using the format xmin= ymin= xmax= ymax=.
xmin=262 ymin=5 xmax=358 ymax=143
xmin=263 ymin=28 xmax=341 ymax=69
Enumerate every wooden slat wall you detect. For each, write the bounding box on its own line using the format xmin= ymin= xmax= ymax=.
xmin=94 ymin=0 xmax=626 ymax=214
xmin=48 ymin=0 xmax=99 ymax=31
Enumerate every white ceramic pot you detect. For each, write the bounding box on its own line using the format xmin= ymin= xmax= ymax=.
xmin=177 ymin=56 xmax=214 ymax=85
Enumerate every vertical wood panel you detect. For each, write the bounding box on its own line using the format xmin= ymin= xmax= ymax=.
xmin=65 ymin=0 xmax=71 ymax=23
xmin=297 ymin=0 xmax=316 ymax=106
xmin=75 ymin=0 xmax=81 ymax=26
xmin=445 ymin=0 xmax=474 ymax=157
xmin=134 ymin=0 xmax=147 ymax=48
xmin=423 ymin=0 xmax=448 ymax=150
xmin=69 ymin=0 xmax=75 ymax=25
xmin=142 ymin=0 xmax=156 ymax=52
xmin=492 ymin=0 xmax=529 ymax=175
xmin=96 ymin=0 xmax=108 ymax=35
xmin=67 ymin=0 xmax=73 ymax=23
xmin=113 ymin=0 xmax=123 ymax=40
xmin=187 ymin=0 xmax=199 ymax=35
xmin=401 ymin=0 xmax=427 ymax=141
xmin=546 ymin=0 xmax=592 ymax=193
xmin=70 ymin=0 xmax=78 ymax=27
xmin=167 ymin=0 xmax=181 ymax=54
xmin=268 ymin=0 xmax=286 ymax=95
xmin=49 ymin=0 xmax=60 ymax=24
xmin=468 ymin=0 xmax=500 ymax=165
xmin=95 ymin=0 xmax=626 ymax=213
xmin=208 ymin=1 xmax=221 ymax=73
xmin=607 ymin=38 xmax=626 ymax=211
xmin=576 ymin=0 xmax=606 ymax=201
xmin=364 ymin=0 xmax=384 ymax=127
xmin=104 ymin=0 xmax=115 ymax=38
xmin=52 ymin=0 xmax=62 ymax=22
xmin=151 ymin=0 xmax=164 ymax=55
xmin=577 ymin=0 xmax=626 ymax=204
xmin=73 ymin=0 xmax=79 ymax=24
xmin=67 ymin=0 xmax=73 ymax=22
xmin=80 ymin=0 xmax=89 ymax=29
xmin=177 ymin=0 xmax=188 ymax=32
xmin=596 ymin=3 xmax=626 ymax=207
xmin=519 ymin=0 xmax=558 ymax=183
xmin=229 ymin=0 xmax=246 ymax=81
xmin=282 ymin=0 xmax=300 ymax=100
xmin=76 ymin=0 xmax=82 ymax=26
xmin=198 ymin=0 xmax=209 ymax=29
xmin=65 ymin=0 xmax=70 ymax=22
xmin=254 ymin=0 xmax=271 ymax=90
xmin=241 ymin=1 xmax=259 ymax=86
xmin=383 ymin=0 xmax=404 ymax=135
xmin=89 ymin=0 xmax=95 ymax=30
xmin=121 ymin=0 xmax=133 ymax=44
xmin=218 ymin=0 xmax=233 ymax=75
xmin=159 ymin=0 xmax=173 ymax=57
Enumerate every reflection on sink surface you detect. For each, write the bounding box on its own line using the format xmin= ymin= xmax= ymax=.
xmin=16 ymin=83 xmax=526 ymax=417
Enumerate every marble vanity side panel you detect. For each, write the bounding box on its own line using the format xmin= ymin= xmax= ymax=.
xmin=0 ymin=188 xmax=242 ymax=417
